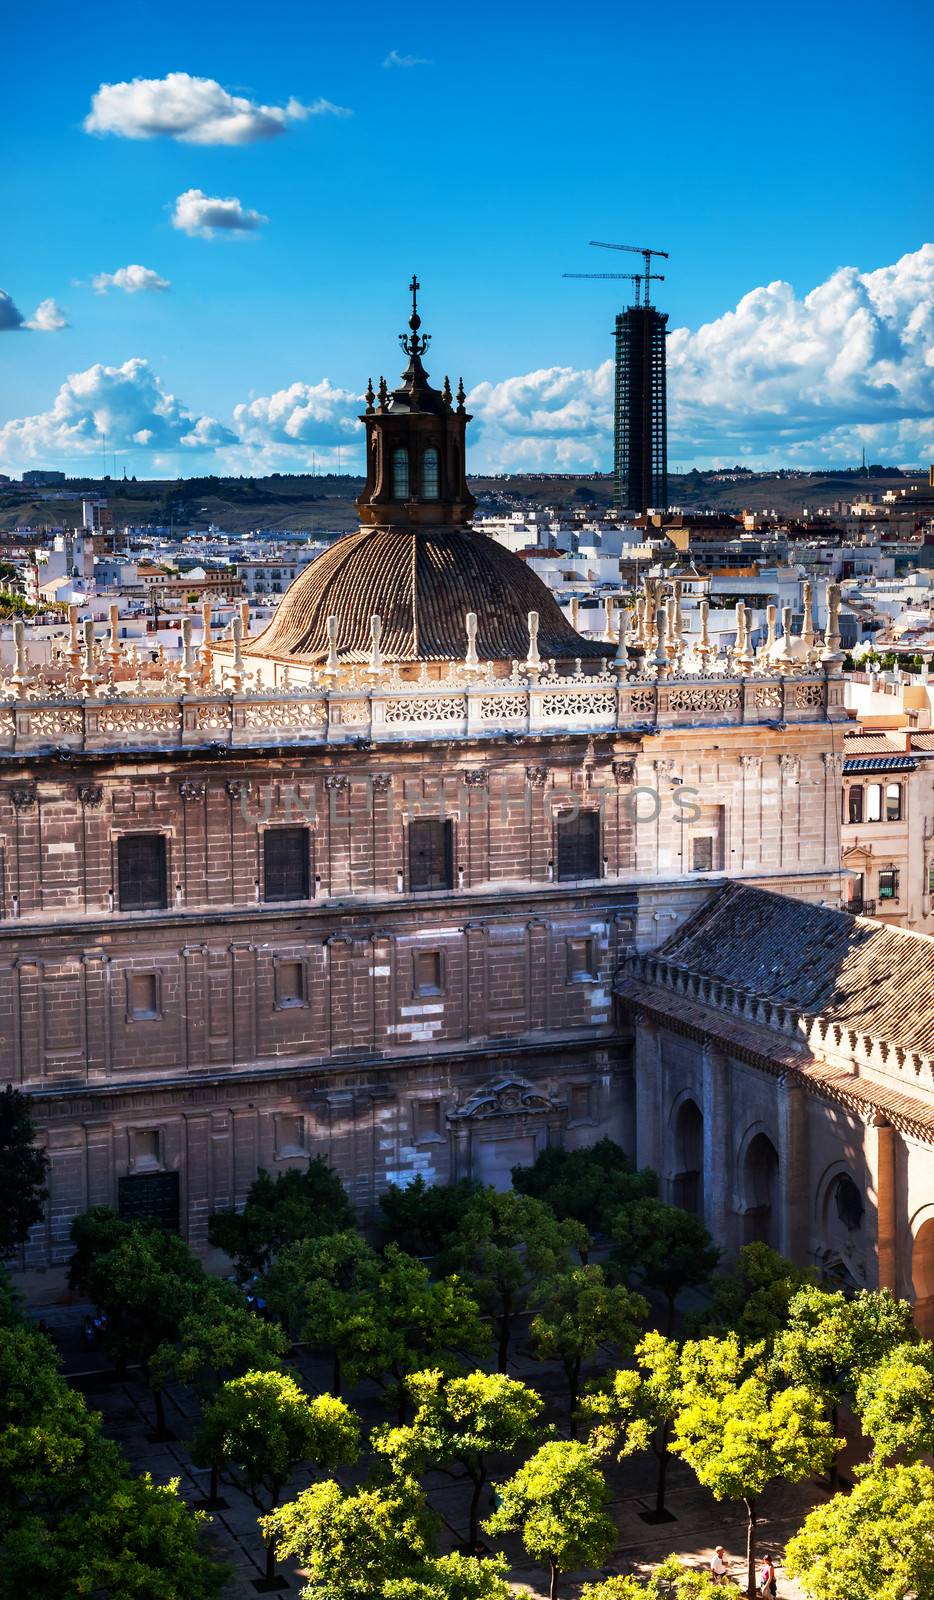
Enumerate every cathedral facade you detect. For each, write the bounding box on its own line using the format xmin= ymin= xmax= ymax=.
xmin=10 ymin=288 xmax=925 ymax=1311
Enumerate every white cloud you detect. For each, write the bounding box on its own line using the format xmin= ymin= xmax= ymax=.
xmin=232 ymin=379 xmax=361 ymax=448
xmin=171 ymin=188 xmax=267 ymax=239
xmin=92 ymin=264 xmax=171 ymax=295
xmin=84 ymin=71 xmax=350 ymax=145
xmin=382 ymin=49 xmax=432 ymax=68
xmin=468 ymin=244 xmax=934 ymax=468
xmin=0 ymin=358 xmax=234 ymax=470
xmin=0 ymin=290 xmax=67 ymax=333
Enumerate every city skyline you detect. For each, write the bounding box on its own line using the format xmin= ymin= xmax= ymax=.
xmin=1 ymin=0 xmax=932 ymax=478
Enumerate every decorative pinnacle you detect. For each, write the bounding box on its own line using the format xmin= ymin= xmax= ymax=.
xmin=442 ymin=375 xmax=453 ymax=410
xmin=400 ymin=274 xmax=431 ymax=359
xmin=365 ymin=377 xmax=375 ymax=414
xmin=456 ymin=376 xmax=466 ymax=413
xmin=377 ymin=376 xmax=388 ymax=408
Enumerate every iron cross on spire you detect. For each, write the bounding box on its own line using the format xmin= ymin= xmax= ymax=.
xmin=400 ymin=274 xmax=431 ymax=357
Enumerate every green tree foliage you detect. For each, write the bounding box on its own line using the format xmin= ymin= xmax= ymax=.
xmin=192 ymin=1370 xmax=359 ymax=1584
xmin=263 ymin=1476 xmax=437 ymax=1600
xmin=0 ymin=1316 xmax=225 ymax=1600
xmin=669 ymin=1334 xmax=839 ymax=1599
xmin=530 ymin=1264 xmax=647 ymax=1429
xmin=69 ymin=1212 xmax=206 ymax=1434
xmin=587 ymin=1331 xmax=681 ymax=1521
xmin=382 ymin=1552 xmax=512 ymax=1600
xmin=451 ymin=1191 xmax=588 ymax=1371
xmin=150 ymin=1282 xmax=290 ymax=1397
xmin=784 ymin=1463 xmax=934 ymax=1600
xmin=485 ymin=1440 xmax=615 ymax=1600
xmin=512 ymin=1139 xmax=657 ymax=1233
xmin=264 ymin=1232 xmax=487 ymax=1411
xmin=378 ymin=1177 xmax=485 ymax=1257
xmin=690 ymin=1241 xmax=814 ymax=1343
xmin=855 ymin=1340 xmax=934 ymax=1462
xmin=382 ymin=1367 xmax=544 ymax=1549
xmin=208 ymin=1159 xmax=354 ymax=1280
xmin=611 ymin=1199 xmax=719 ymax=1332
xmin=774 ymin=1285 xmax=917 ymax=1486
xmin=580 ymin=1557 xmax=722 ymax=1598
xmin=0 ymin=1084 xmax=48 ymax=1258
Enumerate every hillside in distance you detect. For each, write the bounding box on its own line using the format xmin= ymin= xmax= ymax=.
xmin=0 ymin=467 xmax=911 ymax=536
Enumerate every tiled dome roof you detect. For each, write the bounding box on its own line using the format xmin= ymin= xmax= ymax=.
xmin=241 ymin=525 xmax=610 ymax=665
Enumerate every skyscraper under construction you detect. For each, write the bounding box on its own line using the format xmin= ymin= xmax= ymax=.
xmin=614 ymin=298 xmax=668 ymax=515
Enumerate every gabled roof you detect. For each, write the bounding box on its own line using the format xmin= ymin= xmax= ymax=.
xmin=656 ymin=881 xmax=934 ymax=1056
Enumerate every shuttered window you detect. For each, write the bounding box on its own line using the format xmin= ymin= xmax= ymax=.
xmin=263 ymin=826 xmax=310 ymax=902
xmin=117 ymin=834 xmax=167 ymax=911
xmin=409 ymin=818 xmax=454 ymax=891
xmin=555 ymin=810 xmax=600 ymax=881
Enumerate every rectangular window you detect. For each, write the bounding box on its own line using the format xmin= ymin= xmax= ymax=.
xmin=117 ymin=834 xmax=167 ymax=912
xmin=130 ymin=1129 xmax=161 ymax=1171
xmin=847 ymin=785 xmax=864 ymax=824
xmin=118 ymin=1170 xmax=180 ymax=1232
xmin=413 ymin=1100 xmax=442 ymax=1142
xmin=691 ymin=836 xmax=714 ymax=873
xmin=128 ymin=973 xmax=159 ymax=1020
xmin=879 ymin=868 xmax=899 ymax=900
xmin=555 ymin=810 xmax=600 ymax=881
xmin=275 ymin=959 xmax=306 ymax=1008
xmin=413 ymin=949 xmax=443 ymax=995
xmin=409 ymin=818 xmax=454 ymax=891
xmin=570 ymin=1084 xmax=592 ymax=1122
xmin=929 ymin=860 xmax=934 ymax=896
xmin=275 ymin=1114 xmax=305 ymax=1158
xmin=567 ymin=936 xmax=596 ymax=981
xmin=866 ymin=784 xmax=882 ymax=822
xmin=263 ymin=827 xmax=310 ymax=902
xmin=885 ymin=783 xmax=902 ymax=822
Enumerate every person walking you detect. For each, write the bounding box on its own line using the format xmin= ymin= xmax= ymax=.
xmin=709 ymin=1545 xmax=729 ymax=1585
xmin=759 ymin=1554 xmax=777 ymax=1598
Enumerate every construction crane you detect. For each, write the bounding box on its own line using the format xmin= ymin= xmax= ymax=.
xmin=588 ymin=242 xmax=669 ymax=307
xmin=562 ymin=270 xmax=664 ymax=307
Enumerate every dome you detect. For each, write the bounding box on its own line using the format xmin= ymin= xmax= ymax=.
xmin=241 ymin=523 xmax=611 ymax=666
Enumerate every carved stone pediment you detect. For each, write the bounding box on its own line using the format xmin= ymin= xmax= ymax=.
xmin=448 ymin=1078 xmax=565 ymax=1121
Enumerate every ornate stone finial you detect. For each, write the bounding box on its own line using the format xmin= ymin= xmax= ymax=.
xmin=526 ymin=610 xmax=541 ymax=680
xmin=765 ymin=602 xmax=777 ymax=656
xmin=777 ymin=605 xmax=796 ymax=672
xmin=179 ymin=617 xmax=195 ymax=688
xmin=802 ymin=580 xmax=815 ymax=653
xmin=365 ymin=377 xmax=376 ymax=415
xmin=366 ymin=614 xmax=384 ymax=681
xmin=570 ymin=596 xmax=580 ymax=631
xmin=665 ymin=593 xmax=681 ymax=660
xmin=463 ymin=611 xmax=480 ymax=678
xmin=108 ymin=603 xmax=121 ymax=670
xmin=821 ymin=581 xmax=842 ymax=669
xmin=602 ymin=596 xmax=616 ymax=643
xmin=240 ymin=599 xmax=250 ymax=641
xmin=696 ymin=598 xmax=712 ymax=663
xmin=456 ymin=376 xmax=466 ymax=414
xmin=654 ymin=605 xmax=669 ymax=680
xmin=672 ymin=579 xmax=684 ymax=644
xmin=442 ymin=375 xmax=453 ymax=410
xmin=229 ymin=614 xmax=245 ymax=693
xmin=322 ymin=614 xmax=340 ymax=681
xmin=732 ymin=601 xmax=753 ymax=675
xmin=200 ymin=600 xmax=213 ymax=685
xmin=67 ymin=603 xmax=81 ymax=671
xmin=80 ymin=618 xmax=98 ymax=694
xmin=613 ymin=604 xmax=629 ymax=679
xmin=377 ymin=375 xmax=389 ymax=409
xmin=11 ymin=620 xmax=32 ymax=693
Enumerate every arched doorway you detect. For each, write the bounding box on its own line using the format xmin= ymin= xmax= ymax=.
xmin=743 ymin=1132 xmax=779 ymax=1248
xmin=913 ymin=1219 xmax=934 ymax=1335
xmin=672 ymin=1099 xmax=704 ymax=1215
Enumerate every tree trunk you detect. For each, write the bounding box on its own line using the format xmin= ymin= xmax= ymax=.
xmin=744 ymin=1497 xmax=757 ymax=1600
xmin=654 ymin=1423 xmax=670 ymax=1518
xmin=550 ymin=1558 xmax=560 ymax=1600
xmin=264 ymin=1486 xmax=281 ymax=1585
xmin=468 ymin=1467 xmax=485 ymax=1549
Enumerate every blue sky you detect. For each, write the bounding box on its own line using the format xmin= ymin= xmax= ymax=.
xmin=1 ymin=0 xmax=932 ymax=477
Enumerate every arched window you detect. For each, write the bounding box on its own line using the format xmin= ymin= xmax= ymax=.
xmin=866 ymin=783 xmax=882 ymax=822
xmin=847 ymin=785 xmax=863 ymax=824
xmin=743 ymin=1132 xmax=779 ymax=1248
xmin=392 ymin=448 xmax=410 ymax=500
xmin=422 ymin=446 xmax=440 ymax=500
xmin=885 ymin=782 xmax=902 ymax=821
xmin=672 ymin=1099 xmax=704 ymax=1216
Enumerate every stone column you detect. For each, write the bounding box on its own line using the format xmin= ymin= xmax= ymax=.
xmin=778 ymin=1073 xmax=809 ymax=1264
xmin=633 ymin=1009 xmax=661 ymax=1173
xmin=868 ymin=1117 xmax=897 ymax=1293
xmin=702 ymin=1037 xmax=732 ymax=1252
